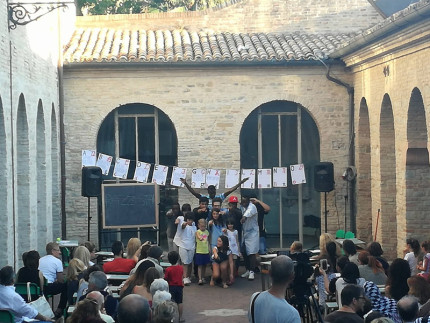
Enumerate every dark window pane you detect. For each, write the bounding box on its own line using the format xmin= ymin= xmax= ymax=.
xmin=137 ymin=117 xmax=155 ymax=163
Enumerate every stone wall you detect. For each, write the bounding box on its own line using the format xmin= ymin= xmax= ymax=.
xmin=63 ymin=65 xmax=352 ymax=242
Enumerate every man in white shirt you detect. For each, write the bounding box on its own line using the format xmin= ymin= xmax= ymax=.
xmin=38 ymin=242 xmax=68 ymax=317
xmin=0 ymin=266 xmax=53 ymax=323
xmin=240 ymin=196 xmax=259 ymax=281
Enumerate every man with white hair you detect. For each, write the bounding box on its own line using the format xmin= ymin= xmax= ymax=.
xmin=248 ymin=255 xmax=300 ymax=323
xmin=86 ymin=291 xmax=114 ymax=323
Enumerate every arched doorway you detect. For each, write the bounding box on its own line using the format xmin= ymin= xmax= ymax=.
xmin=357 ymin=98 xmax=372 ymax=241
xmin=379 ymin=94 xmax=397 ymax=258
xmin=405 ymin=88 xmax=429 ymax=242
xmin=97 ymin=103 xmax=178 ymax=249
xmin=240 ymin=100 xmax=320 ymax=249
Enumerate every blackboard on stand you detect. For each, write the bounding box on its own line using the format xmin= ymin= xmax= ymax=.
xmin=102 ymin=183 xmax=159 ymax=229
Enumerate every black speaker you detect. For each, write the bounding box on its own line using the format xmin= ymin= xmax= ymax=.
xmin=314 ymin=162 xmax=334 ymax=192
xmin=82 ymin=166 xmax=102 ymax=197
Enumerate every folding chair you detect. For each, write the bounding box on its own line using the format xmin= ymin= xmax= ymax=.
xmin=0 ymin=310 xmax=14 ymax=323
xmin=14 ymin=282 xmax=41 ymax=302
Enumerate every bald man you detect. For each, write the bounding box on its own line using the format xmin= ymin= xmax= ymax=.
xmin=117 ymin=294 xmax=151 ymax=323
xmin=248 ymin=255 xmax=300 ymax=323
xmin=86 ymin=291 xmax=114 ymax=323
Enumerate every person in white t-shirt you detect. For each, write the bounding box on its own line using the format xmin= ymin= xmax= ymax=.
xmin=38 ymin=242 xmax=68 ymax=318
xmin=175 ymin=212 xmax=197 ymax=286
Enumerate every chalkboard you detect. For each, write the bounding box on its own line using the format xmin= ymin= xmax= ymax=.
xmin=102 ymin=183 xmax=159 ymax=229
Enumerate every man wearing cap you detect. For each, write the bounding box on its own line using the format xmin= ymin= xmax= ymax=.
xmin=226 ymin=195 xmax=243 ymax=244
xmin=180 ymin=177 xmax=249 ymax=209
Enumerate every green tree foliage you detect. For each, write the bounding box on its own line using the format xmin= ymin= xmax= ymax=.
xmin=75 ymin=0 xmax=227 ymax=15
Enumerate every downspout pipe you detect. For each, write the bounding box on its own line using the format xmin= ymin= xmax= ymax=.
xmin=318 ymin=58 xmax=356 ymax=234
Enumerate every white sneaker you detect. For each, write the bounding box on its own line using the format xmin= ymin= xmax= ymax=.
xmin=183 ymin=277 xmax=191 ymax=286
xmin=241 ymin=270 xmax=250 ymax=278
xmin=248 ymin=271 xmax=255 ymax=280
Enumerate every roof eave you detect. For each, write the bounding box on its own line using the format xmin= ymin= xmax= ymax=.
xmin=330 ymin=0 xmax=430 ymax=59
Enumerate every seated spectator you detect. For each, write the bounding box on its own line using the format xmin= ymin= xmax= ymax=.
xmin=397 ymin=295 xmax=420 ymax=323
xmin=367 ymin=242 xmax=389 ymax=274
xmin=66 ymin=297 xmax=101 ymax=323
xmin=86 ymin=291 xmax=114 ymax=323
xmin=364 ymin=280 xmax=401 ymax=323
xmin=66 ymin=258 xmax=86 ymax=304
xmin=152 ymin=300 xmax=179 ymax=323
xmin=117 ymin=294 xmax=151 ymax=323
xmin=289 ymin=241 xmax=303 ymax=255
xmin=324 ymin=284 xmax=366 ymax=323
xmin=343 ymin=239 xmax=360 ymax=265
xmin=152 ymin=290 xmax=172 ymax=309
xmin=358 ymin=251 xmax=387 ymax=285
xmin=126 ymin=238 xmax=141 ymax=262
xmin=16 ymin=250 xmax=44 ymax=300
xmin=386 ymin=259 xmax=411 ymax=301
xmin=318 ymin=233 xmax=341 ymax=260
xmin=73 ymin=246 xmax=91 ymax=268
xmin=150 ymin=278 xmax=169 ymax=298
xmin=38 ymin=241 xmax=68 ymax=318
xmin=363 ymin=311 xmax=385 ymax=323
xmin=82 ymin=241 xmax=97 ymax=266
xmin=130 ymin=242 xmax=152 ymax=275
xmin=76 ymin=264 xmax=103 ymax=300
xmin=79 ymin=271 xmax=117 ymax=318
xmin=119 ymin=260 xmax=155 ymax=300
xmin=403 ymin=238 xmax=422 ymax=276
xmin=145 ymin=246 xmax=164 ymax=277
xmin=132 ymin=267 xmax=160 ymax=307
xmin=407 ymin=275 xmax=430 ymax=317
xmin=0 ymin=266 xmax=52 ymax=323
xmin=103 ymin=241 xmax=136 ymax=274
xmin=330 ymin=262 xmax=365 ymax=306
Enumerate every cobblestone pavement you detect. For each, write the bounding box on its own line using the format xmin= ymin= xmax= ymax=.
xmin=181 ymin=271 xmax=261 ymax=323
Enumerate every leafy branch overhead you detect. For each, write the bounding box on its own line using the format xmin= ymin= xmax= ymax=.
xmin=75 ymin=0 xmax=229 ymax=15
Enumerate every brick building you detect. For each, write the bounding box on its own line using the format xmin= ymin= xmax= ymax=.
xmin=1 ymin=0 xmax=428 ymax=267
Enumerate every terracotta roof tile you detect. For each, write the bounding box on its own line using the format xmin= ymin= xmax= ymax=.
xmin=63 ymin=28 xmax=354 ymax=64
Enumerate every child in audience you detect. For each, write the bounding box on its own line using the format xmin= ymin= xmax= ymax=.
xmin=195 ymin=219 xmax=210 ymax=285
xmin=208 ymin=208 xmax=225 ymax=252
xmin=164 ymin=251 xmax=184 ymax=322
xmin=210 ymin=235 xmax=231 ymax=289
xmin=290 ymin=241 xmax=303 ymax=255
xmin=175 ymin=212 xmax=196 ymax=286
xmin=225 ymin=219 xmax=240 ymax=283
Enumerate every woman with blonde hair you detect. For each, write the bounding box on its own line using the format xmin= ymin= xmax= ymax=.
xmin=73 ymin=245 xmax=91 ymax=268
xmin=66 ymin=258 xmax=86 ymax=304
xmin=126 ymin=237 xmax=142 ymax=261
xmin=318 ymin=233 xmax=341 ymax=259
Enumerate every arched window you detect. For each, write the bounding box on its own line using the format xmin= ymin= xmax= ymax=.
xmin=240 ymin=100 xmax=320 ymax=248
xmin=97 ymin=103 xmax=178 ymax=249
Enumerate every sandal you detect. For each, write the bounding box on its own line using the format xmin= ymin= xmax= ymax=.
xmin=198 ymin=279 xmax=203 ymax=285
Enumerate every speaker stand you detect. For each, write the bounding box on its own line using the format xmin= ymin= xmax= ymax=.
xmin=324 ymin=192 xmax=328 ymax=233
xmin=87 ymin=197 xmax=92 ymax=241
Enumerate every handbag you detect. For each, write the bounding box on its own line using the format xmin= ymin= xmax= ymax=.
xmin=26 ymin=282 xmax=54 ymax=319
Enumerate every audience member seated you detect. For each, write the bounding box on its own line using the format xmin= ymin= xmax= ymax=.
xmin=358 ymin=251 xmax=388 ymax=286
xmin=73 ymin=246 xmax=91 ymax=268
xmin=103 ymin=241 xmax=136 ymax=274
xmin=117 ymin=294 xmax=151 ymax=323
xmin=385 ymin=259 xmax=411 ymax=302
xmin=324 ymin=284 xmax=366 ymax=323
xmin=364 ymin=280 xmax=401 ymax=323
xmin=397 ymin=295 xmax=420 ymax=323
xmin=79 ymin=271 xmax=117 ymax=318
xmin=407 ymin=275 xmax=430 ymax=317
xmin=119 ymin=260 xmax=155 ymax=300
xmin=152 ymin=300 xmax=179 ymax=323
xmin=82 ymin=241 xmax=97 ymax=266
xmin=130 ymin=242 xmax=152 ymax=275
xmin=38 ymin=241 xmax=68 ymax=318
xmin=403 ymin=238 xmax=422 ymax=276
xmin=289 ymin=241 xmax=303 ymax=255
xmin=330 ymin=262 xmax=365 ymax=306
xmin=152 ymin=291 xmax=173 ymax=310
xmin=150 ymin=278 xmax=169 ymax=298
xmin=343 ymin=239 xmax=361 ymax=266
xmin=0 ymin=266 xmax=53 ymax=323
xmin=132 ymin=267 xmax=160 ymax=307
xmin=16 ymin=250 xmax=44 ymax=300
xmin=66 ymin=258 xmax=86 ymax=304
xmin=66 ymin=297 xmax=102 ymax=323
xmin=363 ymin=311 xmax=385 ymax=323
xmin=367 ymin=242 xmax=389 ymax=274
xmin=318 ymin=233 xmax=341 ymax=260
xmin=76 ymin=264 xmax=103 ymax=300
xmin=145 ymin=246 xmax=164 ymax=277
xmin=86 ymin=291 xmax=115 ymax=323
xmin=126 ymin=238 xmax=141 ymax=262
